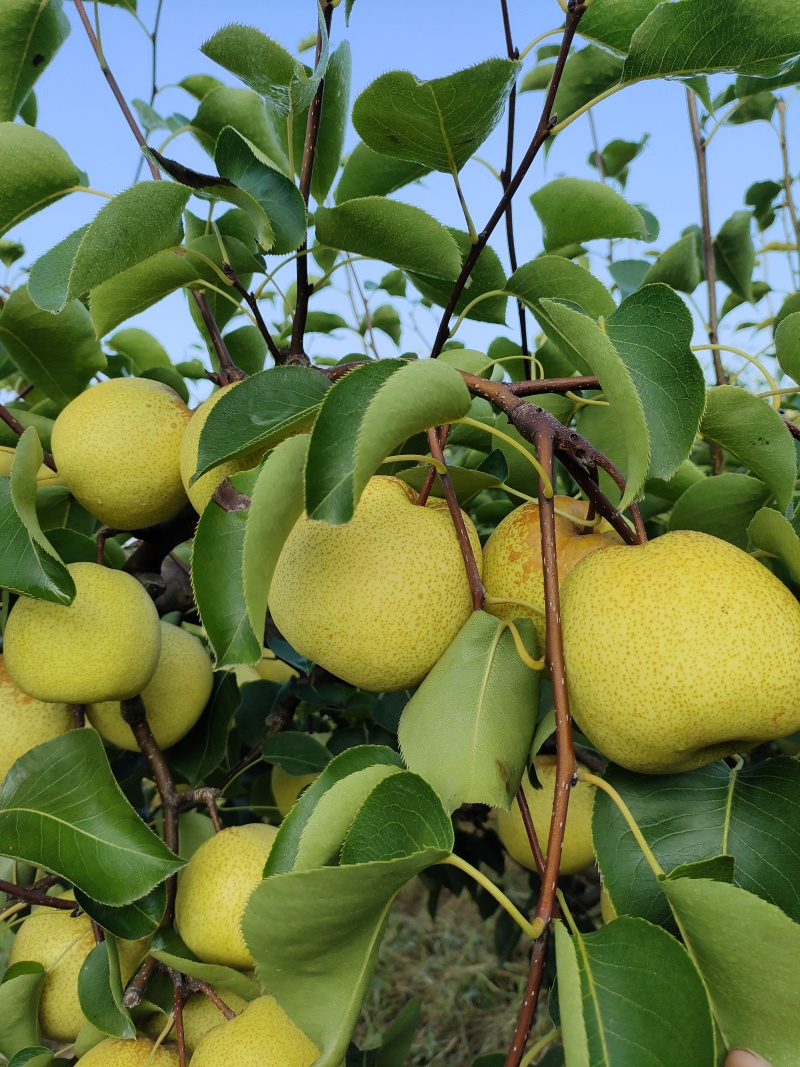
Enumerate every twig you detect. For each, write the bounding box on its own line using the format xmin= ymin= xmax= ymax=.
xmin=416 ymin=425 xmax=451 ymax=507
xmin=191 ymin=291 xmax=245 ymax=385
xmin=290 ymin=1 xmax=335 ymax=359
xmin=73 ymin=704 xmax=85 ymax=729
xmin=176 ymin=787 xmax=223 ymax=832
xmin=184 ymin=977 xmax=237 ymax=1020
xmin=508 ymin=376 xmax=599 ymax=396
xmin=516 ymin=785 xmax=546 ymax=879
xmin=498 ymin=0 xmax=530 ymax=377
xmin=0 ymin=404 xmax=56 ymax=470
xmin=171 ymin=970 xmax=187 ymax=1067
xmin=218 ymin=694 xmax=300 ymax=792
xmin=430 ymin=1 xmax=587 ymax=359
xmin=776 ymin=99 xmax=800 ymax=279
xmin=426 ymin=428 xmax=485 ymax=610
xmin=222 ymin=264 xmax=283 ymax=365
xmin=0 ymin=879 xmax=76 ymax=910
xmin=687 ymin=90 xmax=726 ymax=474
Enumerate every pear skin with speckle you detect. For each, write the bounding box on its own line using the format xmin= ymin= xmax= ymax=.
xmin=76 ymin=1037 xmax=180 ymax=1065
xmin=0 ymin=655 xmax=72 ymax=782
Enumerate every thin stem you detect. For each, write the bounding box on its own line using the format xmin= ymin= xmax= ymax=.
xmin=0 ymin=880 xmax=76 ymax=910
xmin=430 ymin=2 xmax=588 ymax=360
xmin=516 ymin=784 xmax=546 ymax=879
xmin=218 ymin=694 xmax=300 ymax=793
xmin=508 ymin=375 xmax=599 ymax=396
xmin=222 ymin=264 xmax=283 ymax=365
xmin=291 ymin=2 xmax=335 ymax=358
xmin=184 ymin=977 xmax=237 ymax=1020
xmin=776 ymin=98 xmax=800 ymax=278
xmin=453 ymin=168 xmax=478 ymax=242
xmin=518 ymin=27 xmax=564 ymax=62
xmin=0 ymin=405 xmax=57 ymax=470
xmin=190 ymin=291 xmax=245 ymax=385
xmin=520 ymin=1030 xmax=559 ymax=1067
xmin=578 ymin=771 xmax=664 ymax=878
xmin=449 ymin=289 xmax=514 ymax=339
xmin=455 ymin=417 xmax=553 ymax=497
xmin=549 ymin=82 xmax=624 ymax=136
xmin=441 ymin=853 xmax=539 ymax=939
xmin=426 ymin=428 xmax=485 ymax=611
xmin=692 ymin=343 xmax=779 ymax=404
xmin=484 ymin=593 xmax=545 ymax=619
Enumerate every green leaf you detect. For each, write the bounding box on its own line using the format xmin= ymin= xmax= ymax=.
xmin=106 ymin=327 xmax=171 ymax=373
xmin=0 ymin=0 xmax=70 ymax=123
xmin=667 ymin=473 xmax=771 ymax=548
xmin=0 ymin=730 xmax=182 ymax=904
xmin=726 ymin=91 xmax=777 ymax=125
xmin=241 ymin=435 xmax=310 ymax=661
xmin=396 ymin=463 xmax=500 ymax=505
xmin=642 ymin=233 xmax=703 ymax=293
xmin=191 ymin=467 xmax=262 ymax=669
xmin=532 ymin=178 xmax=649 ymax=252
xmin=607 ymin=259 xmax=649 ymax=299
xmin=406 ymin=229 xmax=508 ymax=325
xmin=340 ymin=771 xmax=453 ymax=863
xmin=714 ymin=211 xmax=755 ymax=303
xmin=7 ymin=1048 xmax=53 ymax=1067
xmin=168 ymin=672 xmax=240 ymax=786
xmin=0 ymin=287 xmax=105 ymax=405
xmin=214 ymin=128 xmax=307 ymax=254
xmin=374 ymin=1000 xmax=421 ymax=1067
xmin=315 ymin=198 xmax=462 ymax=280
xmin=662 ymin=878 xmax=800 ymax=1065
xmin=0 ymin=427 xmax=74 ymax=602
xmin=73 ymin=885 xmax=167 ymax=941
xmin=191 ymin=87 xmax=289 ymax=174
xmin=555 ymin=917 xmax=715 ymax=1066
xmin=243 ymin=853 xmax=449 ymax=1066
xmin=540 ymin=300 xmax=649 ymax=508
xmin=195 ymin=366 xmax=328 ymax=479
xmin=552 ymin=46 xmax=624 ymax=127
xmin=261 ymin=733 xmax=331 ymax=775
xmin=594 ymin=758 xmax=800 ymax=928
xmin=578 ymin=0 xmax=662 ymax=54
xmin=77 ymin=940 xmax=135 ymax=1039
xmin=398 ymin=612 xmax=539 ymax=811
xmin=352 ymin=59 xmax=520 ymax=173
xmin=735 ymin=56 xmax=800 ymax=97
xmin=0 ymin=238 xmax=25 ymax=267
xmin=589 ymin=135 xmax=649 ymax=182
xmin=362 ymin=304 xmax=401 ymax=344
xmin=746 ymin=179 xmax=784 ymax=232
xmin=29 ymin=182 xmax=190 ymax=313
xmin=312 ymin=40 xmax=351 ymax=203
xmin=700 ymin=385 xmax=796 ymax=511
xmin=149 ymin=927 xmax=260 ymax=1001
xmin=305 ymin=358 xmax=471 ymax=523
xmin=0 ymin=123 xmax=81 ymax=237
xmin=748 ymin=507 xmax=800 ymax=581
xmin=334 ymin=142 xmax=430 ymax=204
xmin=623 ymin=0 xmax=800 ymax=81
xmin=775 ymin=312 xmax=800 ymax=383
xmin=0 ymin=964 xmax=44 ymax=1060
xmin=265 ymin=746 xmax=405 ymax=876
xmin=603 ymin=285 xmax=706 ymax=481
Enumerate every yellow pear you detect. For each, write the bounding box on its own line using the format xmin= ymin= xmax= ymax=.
xmin=483 ymin=496 xmax=620 ymax=653
xmin=51 ymin=377 xmax=191 ymax=530
xmin=87 ymin=622 xmax=213 ymax=751
xmin=4 ymin=562 xmax=161 ymax=703
xmin=76 ymin=1036 xmax=180 ymax=1066
xmin=190 ymin=994 xmax=337 ymax=1067
xmin=0 ymin=444 xmax=64 ymax=486
xmin=271 ymin=766 xmax=319 ymax=818
xmin=269 ymin=476 xmax=482 ymax=692
xmin=7 ymin=894 xmax=148 ymax=1041
xmin=0 ymin=655 xmax=73 ymax=781
xmin=496 ymin=755 xmax=596 ymax=875
xmin=180 ymin=383 xmax=265 ymax=514
xmin=174 ymin=823 xmax=278 ymax=968
xmin=235 ymin=648 xmax=299 ymax=689
xmin=561 ymin=529 xmax=800 ymax=774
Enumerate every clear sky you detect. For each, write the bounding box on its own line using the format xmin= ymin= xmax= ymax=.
xmin=7 ymin=0 xmax=798 ymax=393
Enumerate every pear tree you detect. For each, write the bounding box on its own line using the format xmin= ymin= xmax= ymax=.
xmin=2 ymin=0 xmax=800 ymax=1064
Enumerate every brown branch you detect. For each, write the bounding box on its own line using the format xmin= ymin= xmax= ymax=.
xmin=0 ymin=879 xmax=76 ymax=910
xmin=516 ymin=785 xmax=546 ymax=880
xmin=498 ymin=0 xmax=530 ymax=377
xmin=170 ymin=970 xmax=187 ymax=1067
xmin=222 ymin=264 xmax=283 ymax=365
xmin=0 ymin=404 xmax=56 ymax=470
xmin=73 ymin=703 xmax=85 ymax=729
xmin=416 ymin=425 xmax=451 ymax=507
xmin=783 ymin=415 xmax=800 ymax=441
xmin=123 ymin=503 xmax=198 ymax=575
xmin=505 ymin=429 xmax=576 ymax=1067
xmin=687 ymin=90 xmax=726 ymax=475
xmin=508 ymin=375 xmax=599 ymax=396
xmin=218 ymin=693 xmax=300 ymax=792
xmin=776 ymin=98 xmax=800 ymax=278
xmin=191 ymin=291 xmax=245 ymax=386
xmin=431 ymin=2 xmax=587 ymax=359
xmin=290 ymin=2 xmax=335 ymax=359
xmin=184 ymin=977 xmax=237 ymax=1020
xmin=426 ymin=428 xmax=485 ymax=610
xmin=176 ymin=787 xmax=223 ymax=832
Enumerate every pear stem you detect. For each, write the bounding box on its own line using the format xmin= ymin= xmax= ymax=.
xmin=425 ymin=428 xmax=485 ymax=610
xmin=578 ymin=771 xmax=665 ymax=879
xmin=184 ymin=976 xmax=238 ymax=1020
xmin=0 ymin=403 xmax=57 ymax=470
xmin=440 ymin=854 xmax=540 ymax=939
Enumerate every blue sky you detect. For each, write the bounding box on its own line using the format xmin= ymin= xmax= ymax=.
xmin=8 ymin=0 xmax=798 ymax=393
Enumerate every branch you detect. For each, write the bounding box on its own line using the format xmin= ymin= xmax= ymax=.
xmin=508 ymin=375 xmax=599 ymax=396
xmin=516 ymin=785 xmax=546 ymax=880
xmin=430 ymin=1 xmax=587 ymax=359
xmin=218 ymin=693 xmax=300 ymax=792
xmin=290 ymin=1 xmax=335 ymax=359
xmin=222 ymin=264 xmax=283 ymax=365
xmin=776 ymin=98 xmax=800 ymax=279
xmin=191 ymin=291 xmax=245 ymax=386
xmin=426 ymin=428 xmax=484 ymax=610
xmin=0 ymin=879 xmax=76 ymax=910
xmin=0 ymin=403 xmax=56 ymax=470
xmin=499 ymin=0 xmax=530 ymax=377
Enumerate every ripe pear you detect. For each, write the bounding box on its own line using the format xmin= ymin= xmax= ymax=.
xmin=496 ymin=755 xmax=596 ymax=875
xmin=269 ymin=476 xmax=482 ymax=692
xmin=7 ymin=894 xmax=148 ymax=1041
xmin=561 ymin=530 xmax=800 ymax=774
xmin=76 ymin=1036 xmax=180 ymax=1066
xmin=87 ymin=621 xmax=213 ymax=751
xmin=180 ymin=383 xmax=265 ymax=513
xmin=235 ymin=648 xmax=299 ymax=689
xmin=4 ymin=562 xmax=161 ymax=704
xmin=174 ymin=823 xmax=278 ymax=969
xmin=483 ymin=496 xmax=620 ymax=653
xmin=271 ymin=766 xmax=319 ymax=818
xmin=191 ymin=994 xmax=337 ymax=1067
xmin=0 ymin=655 xmax=73 ymax=782
xmin=0 ymin=445 xmax=64 ymax=486
xmin=51 ymin=376 xmax=191 ymax=530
